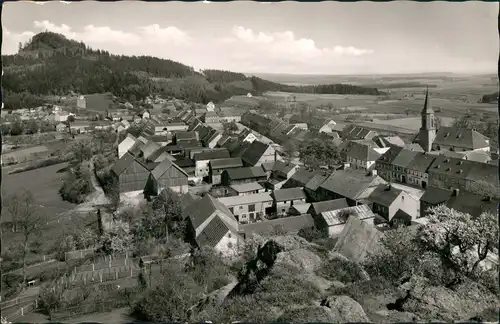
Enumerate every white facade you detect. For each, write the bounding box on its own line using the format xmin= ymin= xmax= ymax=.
xmin=195 ymin=160 xmax=211 ymax=178
xmin=242 ymin=133 xmax=258 ymax=144
xmin=207 ymin=133 xmax=223 ymax=149
xmin=207 ymin=102 xmax=216 ymax=112
xmin=77 ymin=96 xmax=86 ymax=109
xmin=319 ymin=120 xmax=337 ymax=134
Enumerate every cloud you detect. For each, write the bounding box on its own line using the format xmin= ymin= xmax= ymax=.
xmin=228 ymin=26 xmax=374 ymax=63
xmin=2 ymin=28 xmax=35 ymax=54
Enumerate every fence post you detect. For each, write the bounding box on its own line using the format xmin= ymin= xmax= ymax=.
xmin=130 ymin=267 xmax=133 ymax=277
xmin=92 ymin=263 xmax=95 ymax=272
xmin=115 ymin=270 xmax=118 ymax=280
xmin=21 ymin=306 xmax=24 ymax=316
xmin=80 ymin=251 xmax=83 ymax=258
xmin=35 ymin=298 xmax=38 ymax=309
xmin=99 ymin=272 xmax=103 ymax=283
xmin=109 ymin=259 xmax=111 ymax=268
xmin=43 ymin=255 xmax=46 ymax=262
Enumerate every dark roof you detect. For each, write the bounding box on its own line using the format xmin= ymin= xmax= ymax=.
xmin=392 ymin=149 xmax=419 ymax=168
xmin=290 ymin=169 xmax=321 ymax=186
xmin=465 ymin=162 xmax=497 ymax=184
xmin=305 ymin=174 xmax=329 ymax=191
xmin=446 ymin=191 xmax=498 ymax=218
xmin=377 ymin=146 xmax=404 ymax=165
xmin=433 ymin=127 xmax=490 ymax=150
xmin=240 ymin=214 xmax=315 ymax=236
xmin=193 ymin=149 xmax=230 ymax=161
xmin=185 ymin=194 xmax=236 ymax=231
xmin=342 ymin=124 xmax=376 ymax=140
xmin=405 ymin=152 xmax=437 ymax=172
xmin=111 ymin=152 xmax=136 ymax=175
xmin=422 ymin=88 xmax=434 ymax=114
xmin=177 ymin=139 xmax=201 ymax=148
xmin=173 ymin=157 xmax=195 ymax=168
xmin=163 ymin=144 xmax=183 ymax=152
xmin=196 ymin=216 xmax=230 ymax=248
xmin=272 ymin=187 xmax=306 ymax=202
xmin=420 ymin=186 xmax=453 ymax=205
xmin=147 ymin=146 xmax=171 ymax=162
xmin=427 ymin=155 xmax=477 ymax=180
xmin=239 ymin=141 xmax=271 ymax=166
xmin=310 ymin=198 xmax=349 ymax=214
xmin=141 ymin=141 xmax=161 ymax=160
xmin=175 ymin=131 xmax=197 ymax=141
xmin=151 ymin=158 xmax=188 ymax=179
xmin=272 ymin=160 xmax=298 ymax=174
xmin=342 ymin=141 xmax=381 ymax=161
xmin=225 ymin=166 xmax=266 ymax=180
xmin=368 ymin=185 xmax=403 ymax=207
xmin=210 ymin=157 xmax=243 ymax=170
xmin=320 ymin=169 xmax=382 ymax=200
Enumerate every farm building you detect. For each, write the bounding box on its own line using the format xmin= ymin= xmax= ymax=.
xmin=209 ymin=157 xmax=244 ymax=185
xmin=118 ymin=133 xmax=139 ymax=158
xmin=221 ymin=166 xmax=267 ymax=186
xmin=218 ymin=192 xmax=274 ymax=223
xmin=149 ymin=158 xmax=189 ymax=195
xmin=185 ymin=194 xmax=241 ymax=256
xmin=367 ymin=184 xmax=420 ymax=223
xmin=193 ymin=149 xmax=231 ymax=178
xmin=340 ymin=141 xmax=382 ymax=171
xmin=235 ymin=140 xmax=283 ymax=167
xmin=111 ymin=152 xmax=151 ymax=194
xmin=204 ymin=111 xmax=220 ymax=123
xmin=272 ymin=187 xmax=307 ymax=216
xmin=316 ymin=204 xmax=377 ymax=237
xmin=228 ymin=182 xmax=265 ymax=196
xmin=308 ymin=198 xmax=349 ymax=218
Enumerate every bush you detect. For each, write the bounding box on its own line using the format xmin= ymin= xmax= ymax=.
xmin=316 ymin=258 xmax=366 ymax=283
xmin=332 ymin=276 xmax=395 ymax=302
xmin=298 ymin=227 xmax=328 ymax=242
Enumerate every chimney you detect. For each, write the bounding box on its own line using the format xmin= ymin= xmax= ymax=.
xmin=452 ymin=188 xmax=459 ymax=197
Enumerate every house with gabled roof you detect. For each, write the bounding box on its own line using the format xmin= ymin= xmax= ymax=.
xmin=218 ymin=192 xmax=273 ymax=223
xmin=315 ymin=169 xmax=386 ymax=206
xmin=341 ymin=125 xmax=378 ymax=141
xmin=236 ymin=140 xmax=282 ymax=167
xmin=238 ymin=128 xmax=258 ymax=144
xmin=204 ymin=111 xmax=220 ymax=123
xmin=193 ymin=149 xmax=231 ymax=178
xmin=229 ymin=182 xmax=265 ymax=196
xmin=271 ymin=187 xmax=307 ymax=215
xmin=316 ymin=204 xmax=377 ymax=237
xmin=209 ymin=157 xmax=244 ymax=184
xmin=185 ymin=194 xmax=241 ymax=256
xmin=318 ymin=120 xmax=337 ymax=134
xmin=304 ymin=173 xmax=330 ymax=202
xmin=148 ymin=158 xmax=189 ymax=195
xmin=430 ymin=127 xmax=490 ymax=152
xmin=111 ymin=152 xmax=151 ymax=194
xmin=341 ymin=141 xmax=382 ymax=171
xmin=367 ymin=184 xmax=419 ymax=223
xmin=221 ymin=166 xmax=267 ymax=186
xmin=282 ymin=169 xmax=321 ymax=189
xmin=373 ymin=135 xmax=406 ymax=148
xmin=308 ymin=198 xmax=349 ymax=218
xmin=146 ymin=147 xmax=175 ymax=163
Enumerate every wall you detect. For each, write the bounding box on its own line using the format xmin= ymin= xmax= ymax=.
xmin=227 ymin=200 xmax=273 ymax=223
xmin=275 ymin=198 xmax=305 ymax=215
xmin=196 ymin=160 xmax=211 ymax=178
xmin=388 ymin=191 xmax=419 ymax=220
xmin=214 ymin=231 xmax=240 ymax=257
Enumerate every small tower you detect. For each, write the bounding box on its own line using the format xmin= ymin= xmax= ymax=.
xmin=418 ymin=87 xmax=437 ymax=152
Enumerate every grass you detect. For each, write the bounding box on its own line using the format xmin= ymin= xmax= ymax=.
xmin=370 ymin=116 xmax=454 ymax=131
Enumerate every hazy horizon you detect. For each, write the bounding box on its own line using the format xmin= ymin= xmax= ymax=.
xmin=2 ymin=1 xmax=498 ymax=75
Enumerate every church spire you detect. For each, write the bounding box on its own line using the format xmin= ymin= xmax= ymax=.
xmin=422 ymin=86 xmax=434 ymax=114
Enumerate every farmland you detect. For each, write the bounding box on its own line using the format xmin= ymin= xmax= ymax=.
xmin=369 ymin=116 xmax=454 ymax=131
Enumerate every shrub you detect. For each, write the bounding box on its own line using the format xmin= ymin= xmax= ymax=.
xmin=298 ymin=227 xmax=328 ymax=242
xmin=316 ymin=258 xmax=366 ymax=283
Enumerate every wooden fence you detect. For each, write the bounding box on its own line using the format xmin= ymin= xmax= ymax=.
xmin=1 ymin=299 xmax=37 ymax=322
xmin=51 ymin=298 xmax=128 ymax=321
xmin=0 ymin=295 xmax=37 ymax=311
xmin=64 ymin=247 xmax=97 ymax=261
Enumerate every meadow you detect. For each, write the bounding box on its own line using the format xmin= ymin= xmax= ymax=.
xmin=370 ymin=116 xmax=454 ymax=131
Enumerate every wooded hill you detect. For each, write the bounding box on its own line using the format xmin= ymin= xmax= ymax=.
xmin=3 ymin=32 xmax=381 ymax=110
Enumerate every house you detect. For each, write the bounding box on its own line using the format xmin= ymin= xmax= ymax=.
xmin=308 ymin=198 xmax=349 ymax=218
xmin=173 ymin=131 xmax=198 ymax=144
xmin=368 ymin=184 xmax=420 ymax=223
xmin=118 ymin=134 xmax=139 ymax=158
xmin=373 ymin=135 xmax=406 ymax=148
xmin=147 ymin=147 xmax=175 ymax=163
xmin=238 ymin=129 xmax=258 ymax=144
xmin=209 ymin=157 xmax=244 ymax=184
xmin=237 ymin=140 xmax=283 ymax=167
xmin=154 ymin=121 xmax=188 ymax=135
xmin=316 ymin=204 xmax=377 ymax=237
xmin=221 ymin=166 xmax=267 ymax=186
xmin=142 ymin=110 xmax=151 ymax=119
xmin=198 ymin=126 xmax=222 ymax=149
xmin=419 ymin=186 xmax=453 ymax=218
xmin=185 ymin=195 xmax=240 ymax=256
xmin=304 ymin=173 xmax=330 ymax=202
xmin=333 ymin=215 xmax=385 ymax=263
xmin=403 ymin=152 xmax=437 ymax=188
xmin=56 ymin=123 xmax=68 ymax=132
xmin=218 ymin=192 xmax=274 ymax=223
xmin=267 ymin=160 xmax=300 ymax=181
xmin=148 ymin=158 xmax=189 ymax=195
xmin=375 ymin=146 xmax=423 ymax=185
xmin=111 ymin=152 xmax=150 ymax=194
xmin=247 ymin=93 xmax=253 ymax=98
xmin=69 ymin=121 xmax=90 ymax=134
xmin=173 ymin=157 xmax=196 ymax=176
xmin=319 ymin=120 xmax=337 ymax=134
xmin=431 ymin=127 xmax=490 ymax=152
xmin=204 ymin=111 xmax=220 ymax=123
xmin=219 ymin=114 xmax=242 ymax=123
xmin=315 ymin=169 xmax=386 ymax=206
xmin=194 ymin=149 xmax=231 ymax=178
xmin=288 ymin=203 xmax=312 ymax=216
xmin=229 ymin=182 xmax=265 ymax=196
xmin=195 ymin=108 xmax=208 ymax=116
xmin=239 ymin=214 xmax=315 ymax=237
xmin=206 ymin=101 xmax=216 ymax=112
xmin=341 ymin=125 xmax=377 ymax=141
xmin=282 ymin=169 xmax=321 ymax=189
xmin=341 ymin=141 xmax=382 ymax=171
xmin=272 ymin=187 xmax=307 ymax=215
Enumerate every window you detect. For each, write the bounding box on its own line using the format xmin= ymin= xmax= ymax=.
xmin=239 ymin=206 xmax=244 ymax=210
xmin=228 ymin=233 xmax=232 ymax=238
xmin=401 ymin=195 xmax=405 ymax=201
xmin=248 ymin=204 xmax=255 ymax=212
xmin=242 ymin=214 xmax=247 ymax=218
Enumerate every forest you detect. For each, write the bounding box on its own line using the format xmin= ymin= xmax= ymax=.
xmin=3 ymin=31 xmax=381 ymax=110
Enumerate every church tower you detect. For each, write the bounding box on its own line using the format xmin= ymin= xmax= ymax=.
xmin=418 ymin=88 xmax=437 ymax=152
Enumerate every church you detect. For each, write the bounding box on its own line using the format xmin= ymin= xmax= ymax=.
xmin=414 ymin=89 xmax=490 ymax=154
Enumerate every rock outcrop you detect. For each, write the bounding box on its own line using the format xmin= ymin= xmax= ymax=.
xmin=321 ymin=295 xmax=370 ymax=323
xmin=276 ymin=306 xmax=338 ymax=323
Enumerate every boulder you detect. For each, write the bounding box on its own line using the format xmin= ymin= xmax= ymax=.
xmin=327 ymin=251 xmax=371 ymax=281
xmin=271 ymin=235 xmax=320 ymax=251
xmin=275 ymin=248 xmax=323 ymax=273
xmin=276 ymin=306 xmax=338 ymax=323
xmin=321 ymin=295 xmax=370 ymax=322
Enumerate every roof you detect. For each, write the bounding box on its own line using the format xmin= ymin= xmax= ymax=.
xmin=333 ymin=215 xmax=385 ymax=263
xmin=205 ymin=111 xmax=218 ymax=117
xmin=272 ymin=161 xmax=298 ymax=174
xmin=433 ymin=127 xmax=490 ymax=150
xmin=427 ymin=155 xmax=478 ymax=180
xmin=239 ymin=141 xmax=272 ymax=166
xmin=175 ymin=131 xmax=198 ymax=141
xmin=218 ymin=192 xmax=273 ymax=207
xmin=420 ymin=187 xmax=452 ymax=207
xmin=177 ymin=139 xmax=201 ymax=149
xmin=261 ymin=162 xmax=275 ymax=172
xmin=193 ymin=149 xmax=230 ymax=161
xmin=310 ymin=198 xmax=349 ymax=215
xmin=405 ymin=152 xmax=437 ymax=172
xmin=404 ymin=143 xmax=424 ymax=152
xmin=240 ymin=214 xmax=315 ymax=236
xmin=272 ymin=187 xmax=306 ymax=202
xmin=342 ymin=124 xmax=376 ymax=140
xmin=210 ymin=157 xmax=244 ymax=170
xmin=225 ymin=166 xmax=267 ymax=180
xmin=141 ymin=141 xmax=161 ymax=160
xmin=377 ymin=145 xmax=404 ymax=165
xmin=195 ymin=216 xmax=230 ymax=248
xmin=150 ymin=158 xmax=188 ymax=180
xmin=421 ymin=88 xmax=434 ymax=114
xmin=320 ymin=204 xmax=376 ymax=226
xmin=111 ymin=152 xmax=136 ymax=175
xmin=373 ymin=135 xmax=405 ymax=148
xmin=446 ymin=191 xmax=499 ymax=218
xmin=342 ymin=141 xmax=381 ymax=161
xmin=463 ymin=150 xmax=492 ymax=163
xmin=185 ymin=194 xmax=237 ymax=231
xmin=305 ymin=174 xmax=329 ymax=191
xmin=173 ymin=157 xmax=195 ymax=168
xmin=229 ymin=182 xmax=264 ymax=193
xmin=368 ymin=185 xmax=403 ymax=207
xmin=290 ymin=203 xmax=312 ymax=214
xmin=392 ymin=149 xmax=419 ymax=168
xmin=288 ymin=169 xmax=321 ymax=186
xmin=320 ymin=169 xmax=383 ymax=200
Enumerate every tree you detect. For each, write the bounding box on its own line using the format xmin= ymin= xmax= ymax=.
xmin=10 ymin=120 xmax=24 ymax=136
xmin=416 ymin=205 xmax=499 ymax=284
xmin=282 ymin=140 xmax=297 ymax=163
xmin=468 ymin=180 xmax=499 ymax=199
xmin=6 ymin=191 xmax=45 ymax=283
xmin=100 ymin=220 xmax=132 ymax=255
xmin=299 ymin=138 xmax=341 ymax=169
xmin=222 ymin=120 xmax=238 ymax=135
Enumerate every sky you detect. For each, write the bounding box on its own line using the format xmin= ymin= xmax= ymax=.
xmin=2 ymin=1 xmax=498 ymax=75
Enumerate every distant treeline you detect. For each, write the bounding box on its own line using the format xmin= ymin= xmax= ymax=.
xmin=479 ymin=92 xmax=499 ymax=103
xmin=364 ymin=83 xmax=439 ymax=89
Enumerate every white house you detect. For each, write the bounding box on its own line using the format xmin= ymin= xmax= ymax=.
xmin=317 ymin=204 xmax=376 ymax=236
xmin=118 ymin=134 xmax=139 ymax=158
xmin=247 ymin=93 xmax=253 ymax=98
xmin=319 ymin=120 xmax=337 ymax=134
xmin=77 ymin=96 xmax=86 ymax=109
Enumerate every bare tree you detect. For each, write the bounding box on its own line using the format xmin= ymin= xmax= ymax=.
xmin=7 ymin=191 xmax=46 ymax=284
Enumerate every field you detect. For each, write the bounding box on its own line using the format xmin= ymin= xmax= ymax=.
xmin=224 ymin=95 xmax=261 ymax=108
xmin=370 ymin=116 xmax=454 ymax=131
